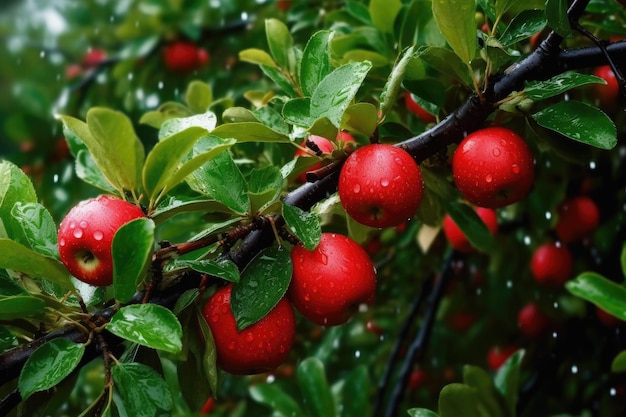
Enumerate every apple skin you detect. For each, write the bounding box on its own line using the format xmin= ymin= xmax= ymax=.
xmin=163 ymin=41 xmax=210 ymax=73
xmin=202 ymin=284 xmax=295 ymax=375
xmin=404 ymin=92 xmax=436 ymax=124
xmin=289 ymin=233 xmax=376 ymax=326
xmin=442 ymin=207 xmax=498 ymax=253
xmin=487 ymin=345 xmax=519 ymax=370
xmin=452 ymin=127 xmax=534 ymax=208
xmin=517 ymin=302 xmax=550 ymax=338
xmin=554 ymin=196 xmax=600 ymax=243
xmin=82 ymin=48 xmax=107 ymax=68
xmin=592 ymin=65 xmax=620 ymax=110
xmin=58 ymin=195 xmax=145 ymax=287
xmin=530 ymin=242 xmax=573 ymax=287
xmin=338 ymin=143 xmax=424 ymax=228
xmin=294 ymin=132 xmax=355 ymax=183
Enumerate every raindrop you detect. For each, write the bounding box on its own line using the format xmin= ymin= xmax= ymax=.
xmin=610 ymin=387 xmax=617 ymax=396
xmin=394 ymin=157 xmax=403 ymax=165
xmin=245 ymin=333 xmax=254 ymax=343
xmin=228 ymin=341 xmax=236 ymax=350
xmin=79 ymin=221 xmax=88 ymax=228
xmin=73 ymin=228 xmax=83 ymax=238
xmin=353 ymin=184 xmax=361 ymax=193
xmin=59 ymin=238 xmax=66 ymax=247
xmin=485 ymin=174 xmax=493 ymax=183
xmin=552 ymin=331 xmax=558 ymax=339
xmin=93 ymin=231 xmax=104 ymax=241
xmin=553 ymin=301 xmax=559 ymax=309
xmin=545 ymin=211 xmax=552 ymax=220
xmin=589 ymin=161 xmax=597 ymax=170
xmin=380 ymin=179 xmax=389 ymax=187
xmin=355 ymin=350 xmax=361 ymax=358
xmin=304 ymin=294 xmax=311 ymax=301
xmin=266 ymin=374 xmax=275 ymax=383
xmin=500 ymin=139 xmax=507 ymax=146
xmin=506 ymin=280 xmax=513 ymax=288
xmin=53 ymin=174 xmax=59 ymax=184
xmin=523 ymin=235 xmax=531 ymax=246
xmin=571 ymin=365 xmax=578 ymax=374
xmin=39 ymin=50 xmax=45 ymax=58
xmin=211 ymin=314 xmax=219 ymax=323
xmin=511 ymin=164 xmax=520 ymax=174
xmin=492 ymin=148 xmax=501 ymax=157
xmin=312 ymin=286 xmax=318 ymax=293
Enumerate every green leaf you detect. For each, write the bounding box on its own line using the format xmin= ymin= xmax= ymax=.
xmin=532 ymin=101 xmax=617 ymax=150
xmin=310 ymin=61 xmax=372 ymax=127
xmin=418 ymin=46 xmax=473 ymax=86
xmin=187 ymin=148 xmax=250 ymax=215
xmin=112 ymin=218 xmax=155 ymax=303
xmin=139 ymin=102 xmax=194 ymax=129
xmin=369 ymin=0 xmax=403 ymax=33
xmin=341 ymin=365 xmax=370 ymax=417
xmin=185 ymin=81 xmax=213 ymax=114
xmin=0 ymin=274 xmax=27 ymax=296
xmin=283 ymin=98 xmax=315 ymax=127
xmin=231 ymin=245 xmax=292 ymax=330
xmin=157 ymin=353 xmax=191 ymax=416
xmin=0 ymin=325 xmax=16 ymax=352
xmin=0 ymin=238 xmax=74 ymax=291
xmin=525 ymin=72 xmax=605 ymax=101
xmin=499 ymin=9 xmax=547 ymax=46
xmin=463 ymin=365 xmax=505 ymax=417
xmin=0 ymin=295 xmax=46 ymax=320
xmin=282 ymin=204 xmax=322 ymax=250
xmin=75 ymin=150 xmax=118 ymax=193
xmin=432 ymin=0 xmax=477 ymax=64
xmin=380 ymin=46 xmax=417 ymax=119
xmin=265 ymin=18 xmax=294 ymax=70
xmin=566 ymin=272 xmax=626 ymax=320
xmin=248 ymin=166 xmax=284 ymax=214
xmin=439 ymin=383 xmax=480 ymax=417
xmin=0 ymin=161 xmax=37 ymax=242
xmin=408 ymin=409 xmax=440 ymax=417
xmin=18 ymin=339 xmax=85 ymax=400
xmin=494 ymin=349 xmax=525 ymax=416
xmin=108 ymin=304 xmax=183 ymax=354
xmin=211 ymin=121 xmax=290 ymax=143
xmin=10 ymin=202 xmax=58 ymax=258
xmin=112 ymin=362 xmax=173 ymax=417
xmin=495 ymin=0 xmax=518 ymax=17
xmin=621 ymin=243 xmax=626 ymax=279
xmin=249 ymin=384 xmax=305 ymax=417
xmin=611 ymin=350 xmax=626 ymax=373
xmin=239 ymin=48 xmax=277 ymax=67
xmin=545 ymin=0 xmax=571 ymax=39
xmin=261 ymin=64 xmax=297 ymax=96
xmin=151 ymin=196 xmax=236 ymax=225
xmin=445 ymin=202 xmax=495 ymax=252
xmin=159 ymin=112 xmax=217 ymax=140
xmin=300 ymin=30 xmax=333 ymax=97
xmin=58 ymin=108 xmax=145 ymax=195
xmin=193 ymin=307 xmax=218 ymax=395
xmin=297 ymin=357 xmax=336 ymax=417
xmin=343 ymin=103 xmax=379 ymax=137
xmin=175 ymin=258 xmax=240 ymax=283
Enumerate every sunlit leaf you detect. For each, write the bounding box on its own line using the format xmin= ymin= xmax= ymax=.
xmin=525 ymin=72 xmax=605 ymax=100
xmin=248 ymin=166 xmax=283 ymax=214
xmin=566 ymin=272 xmax=626 ymax=320
xmin=282 ymin=204 xmax=322 ymax=250
xmin=499 ymin=9 xmax=547 ymax=46
xmin=408 ymin=409 xmax=440 ymax=417
xmin=300 ymin=31 xmax=333 ymax=97
xmin=211 ymin=122 xmax=290 ymax=143
xmin=439 ymin=383 xmax=480 ymax=417
xmin=19 ymin=339 xmax=85 ymax=400
xmin=432 ymin=0 xmax=477 ymax=64
xmin=10 ymin=202 xmax=58 ymax=258
xmin=239 ymin=48 xmax=277 ymax=67
xmin=0 ymin=161 xmax=37 ymax=243
xmin=265 ymin=18 xmax=293 ymax=70
xmin=185 ymin=81 xmax=213 ymax=114
xmin=369 ymin=0 xmax=403 ymax=34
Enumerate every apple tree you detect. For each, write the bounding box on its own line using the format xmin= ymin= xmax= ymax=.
xmin=1 ymin=0 xmax=626 ymax=416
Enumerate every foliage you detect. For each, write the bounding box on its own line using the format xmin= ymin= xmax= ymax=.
xmin=1 ymin=0 xmax=626 ymax=416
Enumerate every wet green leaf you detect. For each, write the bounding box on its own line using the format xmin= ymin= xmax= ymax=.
xmin=0 ymin=238 xmax=74 ymax=290
xmin=500 ymin=9 xmax=547 ymax=46
xmin=58 ymin=108 xmax=145 ymax=195
xmin=310 ymin=61 xmax=372 ymax=127
xmin=341 ymin=365 xmax=369 ymax=417
xmin=248 ymin=166 xmax=283 ymax=214
xmin=525 ymin=72 xmax=605 ymax=101
xmin=112 ymin=362 xmax=173 ymax=417
xmin=282 ymin=204 xmax=322 ymax=250
xmin=239 ymin=48 xmax=277 ymax=67
xmin=545 ymin=0 xmax=571 ymax=38
xmin=380 ymin=46 xmax=417 ymax=119
xmin=343 ymin=102 xmax=378 ymax=137
xmin=494 ymin=349 xmax=525 ymax=416
xmin=369 ymin=0 xmax=403 ymax=33
xmin=0 ymin=325 xmax=16 ymax=352
xmin=408 ymin=409 xmax=440 ymax=417
xmin=112 ymin=218 xmax=155 ymax=303
xmin=260 ymin=64 xmax=297 ymax=96
xmin=0 ymin=274 xmax=26 ymax=296
xmin=621 ymin=243 xmax=626 ymax=279
xmin=75 ymin=150 xmax=118 ymax=193
xmin=108 ymin=304 xmax=183 ymax=354
xmin=432 ymin=0 xmax=477 ymax=64
xmin=10 ymin=202 xmax=58 ymax=258
xmin=193 ymin=307 xmax=218 ymax=395
xmin=300 ymin=30 xmax=333 ymax=97
xmin=151 ymin=196 xmax=235 ymax=225
xmin=283 ymin=98 xmax=315 ymax=127
xmin=297 ymin=357 xmax=336 ymax=417
xmin=231 ymin=245 xmax=292 ymax=330
xmin=532 ymin=101 xmax=617 ymax=150
xmin=19 ymin=338 xmax=85 ymax=400
xmin=611 ymin=350 xmax=626 ymax=373
xmin=439 ymin=383 xmax=480 ymax=417
xmin=445 ymin=202 xmax=496 ymax=252
xmin=250 ymin=384 xmax=305 ymax=417
xmin=159 ymin=112 xmax=217 ymax=140
xmin=463 ymin=365 xmax=505 ymax=417
xmin=175 ymin=258 xmax=240 ymax=283
xmin=187 ymin=148 xmax=250 ymax=214
xmin=0 ymin=161 xmax=37 ymax=243
xmin=566 ymin=272 xmax=626 ymax=320
xmin=211 ymin=121 xmax=290 ymax=143
xmin=265 ymin=18 xmax=293 ymax=70
xmin=418 ymin=46 xmax=473 ymax=86
xmin=185 ymin=81 xmax=213 ymax=114
xmin=139 ymin=102 xmax=194 ymax=129
xmin=0 ymin=295 xmax=45 ymax=320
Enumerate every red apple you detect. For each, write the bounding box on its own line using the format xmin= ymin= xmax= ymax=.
xmin=294 ymin=135 xmax=336 ymax=182
xmin=442 ymin=206 xmax=498 ymax=253
xmin=58 ymin=195 xmax=145 ymax=286
xmin=517 ymin=302 xmax=551 ymax=338
xmin=530 ymin=242 xmax=573 ymax=287
xmin=82 ymin=48 xmax=107 ymax=68
xmin=554 ymin=196 xmax=600 ymax=243
xmin=289 ymin=233 xmax=376 ymax=326
xmin=452 ymin=126 xmax=535 ymax=208
xmin=405 ymin=92 xmax=436 ymax=124
xmin=276 ymin=0 xmax=292 ymax=11
xmin=163 ymin=41 xmax=210 ymax=73
xmin=592 ymin=65 xmax=620 ymax=110
xmin=338 ymin=143 xmax=424 ymax=228
xmin=487 ymin=345 xmax=519 ymax=370
xmin=202 ymin=284 xmax=295 ymax=375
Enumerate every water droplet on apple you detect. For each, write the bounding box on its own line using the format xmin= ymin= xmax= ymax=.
xmin=511 ymin=164 xmax=520 ymax=174
xmin=353 ymin=184 xmax=361 ymax=193
xmin=93 ymin=231 xmax=104 ymax=241
xmin=79 ymin=221 xmax=88 ymax=228
xmin=312 ymin=286 xmax=318 ymax=293
xmin=69 ymin=221 xmax=76 ymax=229
xmin=211 ymin=314 xmax=220 ymax=323
xmin=380 ymin=179 xmax=389 ymax=187
xmin=492 ymin=147 xmax=501 ymax=157
xmin=266 ymin=343 xmax=273 ymax=353
xmin=320 ymin=253 xmax=328 ymax=265
xmin=394 ymin=157 xmax=403 ymax=165
xmin=500 ymin=139 xmax=507 ymax=146
xmin=228 ymin=341 xmax=236 ymax=350
xmin=304 ymin=294 xmax=311 ymax=301
xmin=485 ymin=174 xmax=493 ymax=183
xmin=245 ymin=333 xmax=254 ymax=343
xmin=59 ymin=238 xmax=66 ymax=247
xmin=73 ymin=228 xmax=83 ymax=238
